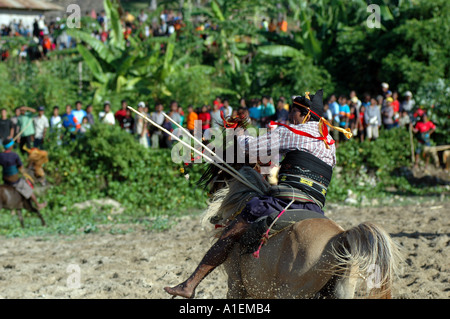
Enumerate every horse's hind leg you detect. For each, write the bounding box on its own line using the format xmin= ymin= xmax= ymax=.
xmin=16 ymin=210 xmax=25 ymax=228
xmin=35 ymin=210 xmax=46 ymax=226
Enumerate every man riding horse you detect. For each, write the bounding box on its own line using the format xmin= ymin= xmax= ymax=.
xmin=0 ymin=138 xmax=47 ymax=210
xmin=164 ymin=89 xmax=352 ymax=298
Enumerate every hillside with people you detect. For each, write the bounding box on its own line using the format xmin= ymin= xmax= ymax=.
xmin=0 ymin=0 xmax=448 ymax=301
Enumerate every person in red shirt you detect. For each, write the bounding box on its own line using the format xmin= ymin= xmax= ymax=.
xmin=115 ymin=100 xmax=128 ymax=128
xmin=197 ymin=105 xmax=211 ymax=132
xmin=413 ymin=113 xmax=436 ymax=169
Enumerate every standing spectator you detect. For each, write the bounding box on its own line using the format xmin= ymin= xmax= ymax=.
xmin=361 ymin=94 xmax=371 ymax=108
xmin=178 ymin=106 xmax=185 ymax=126
xmin=135 ymin=102 xmax=149 ymax=148
xmin=72 ymin=101 xmax=86 ymax=125
xmin=61 ymin=104 xmax=80 ymax=140
xmin=391 ymin=91 xmax=400 ymax=123
xmin=364 ymin=98 xmax=382 ymax=141
xmin=277 ymin=17 xmax=288 ymax=33
xmin=328 ymin=94 xmax=340 ymax=142
xmin=260 ymin=96 xmax=275 ymax=127
xmin=161 ymin=117 xmax=173 ymax=148
xmin=381 ymin=97 xmax=395 ymax=130
xmin=33 ymin=106 xmax=49 ymax=149
xmin=186 ymin=105 xmax=198 ymax=134
xmin=348 ymin=101 xmax=358 ymax=136
xmin=79 ymin=116 xmax=91 ymax=134
xmin=210 ymin=103 xmax=222 ymax=128
xmin=150 ymin=102 xmax=165 ymax=148
xmin=10 ymin=107 xmax=21 ymax=143
xmin=168 ymin=101 xmax=182 ymax=128
xmin=381 ymin=82 xmax=389 ymax=99
xmin=213 ymin=97 xmax=223 ymax=109
xmin=122 ymin=108 xmax=135 ymax=134
xmin=138 ymin=9 xmax=149 ymax=24
xmin=50 ymin=106 xmax=62 ymax=145
xmin=18 ymin=106 xmax=36 ymax=153
xmin=401 ymin=91 xmax=415 ymax=114
xmin=115 ymin=100 xmax=128 ymax=128
xmin=239 ymin=98 xmax=247 ymax=109
xmin=221 ymin=99 xmax=233 ymax=118
xmin=275 ymin=98 xmax=289 ymax=124
xmin=398 ymin=110 xmax=411 ymax=128
xmin=99 ymin=101 xmax=115 ymax=125
xmin=338 ymin=96 xmax=350 ymax=129
xmin=248 ymin=99 xmax=261 ymax=127
xmin=0 ymin=108 xmax=14 ymax=145
xmin=197 ymin=105 xmax=211 ymax=133
xmin=358 ymin=105 xmax=366 ymax=142
xmin=413 ymin=113 xmax=436 ymax=169
xmin=50 ymin=106 xmax=62 ymax=132
xmin=349 ymin=90 xmax=361 ymax=112
xmin=85 ymin=104 xmax=95 ymax=125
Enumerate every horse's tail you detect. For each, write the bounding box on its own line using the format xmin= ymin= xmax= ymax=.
xmin=331 ymin=222 xmax=402 ymax=298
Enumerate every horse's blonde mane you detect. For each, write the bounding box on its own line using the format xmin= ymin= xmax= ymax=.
xmin=201 ymin=166 xmax=271 ymax=227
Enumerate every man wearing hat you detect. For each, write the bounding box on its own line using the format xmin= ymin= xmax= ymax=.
xmin=164 ymin=89 xmax=351 ymax=298
xmin=0 ymin=138 xmax=47 ymax=210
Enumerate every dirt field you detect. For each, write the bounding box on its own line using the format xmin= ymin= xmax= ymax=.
xmin=0 ymin=195 xmax=448 ymax=299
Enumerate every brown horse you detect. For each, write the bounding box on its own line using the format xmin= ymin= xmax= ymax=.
xmin=0 ymin=184 xmax=46 ymax=228
xmin=186 ymin=111 xmax=401 ymax=299
xmin=200 ymin=165 xmax=401 ymax=299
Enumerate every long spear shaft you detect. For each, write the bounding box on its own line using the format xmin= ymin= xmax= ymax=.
xmin=162 ymin=112 xmax=246 ymax=184
xmin=128 ymin=106 xmax=263 ymax=195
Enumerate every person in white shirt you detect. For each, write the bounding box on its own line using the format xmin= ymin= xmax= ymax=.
xmin=99 ymin=102 xmax=115 ymax=125
xmin=50 ymin=106 xmax=62 ymax=131
xmin=221 ymin=99 xmax=233 ymax=118
xmin=33 ymin=106 xmax=49 ymax=149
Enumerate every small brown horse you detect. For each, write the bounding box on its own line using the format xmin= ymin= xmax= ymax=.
xmin=202 ymin=167 xmax=401 ymax=299
xmin=0 ymin=184 xmax=46 ymax=228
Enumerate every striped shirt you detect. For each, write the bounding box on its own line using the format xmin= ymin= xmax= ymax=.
xmin=237 ymin=121 xmax=336 ymax=167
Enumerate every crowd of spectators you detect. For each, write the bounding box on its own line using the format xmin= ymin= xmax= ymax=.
xmin=0 ymin=81 xmax=436 ymax=169
xmin=0 ymin=6 xmax=288 ymax=61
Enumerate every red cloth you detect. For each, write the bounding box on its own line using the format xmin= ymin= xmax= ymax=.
xmin=415 ymin=121 xmax=435 ymax=133
xmin=198 ymin=112 xmax=211 ymax=130
xmin=115 ymin=109 xmax=127 ymax=128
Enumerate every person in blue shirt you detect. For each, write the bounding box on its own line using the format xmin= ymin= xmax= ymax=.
xmin=338 ymin=95 xmax=350 ymax=128
xmin=72 ymin=101 xmax=86 ymax=125
xmin=328 ymin=94 xmax=340 ymax=141
xmin=61 ymin=104 xmax=80 ymax=140
xmin=248 ymin=99 xmax=261 ymax=127
xmin=259 ymin=96 xmax=275 ymax=127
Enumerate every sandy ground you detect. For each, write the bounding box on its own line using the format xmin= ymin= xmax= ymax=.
xmin=0 ymin=195 xmax=448 ymax=299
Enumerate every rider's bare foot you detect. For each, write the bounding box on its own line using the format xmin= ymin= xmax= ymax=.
xmin=164 ymin=284 xmax=195 ymax=299
xmin=37 ymin=202 xmax=47 ymax=210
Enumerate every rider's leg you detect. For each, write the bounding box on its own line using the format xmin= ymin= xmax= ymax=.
xmin=164 ymin=216 xmax=249 ymax=298
xmin=30 ymin=193 xmax=47 ymax=210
